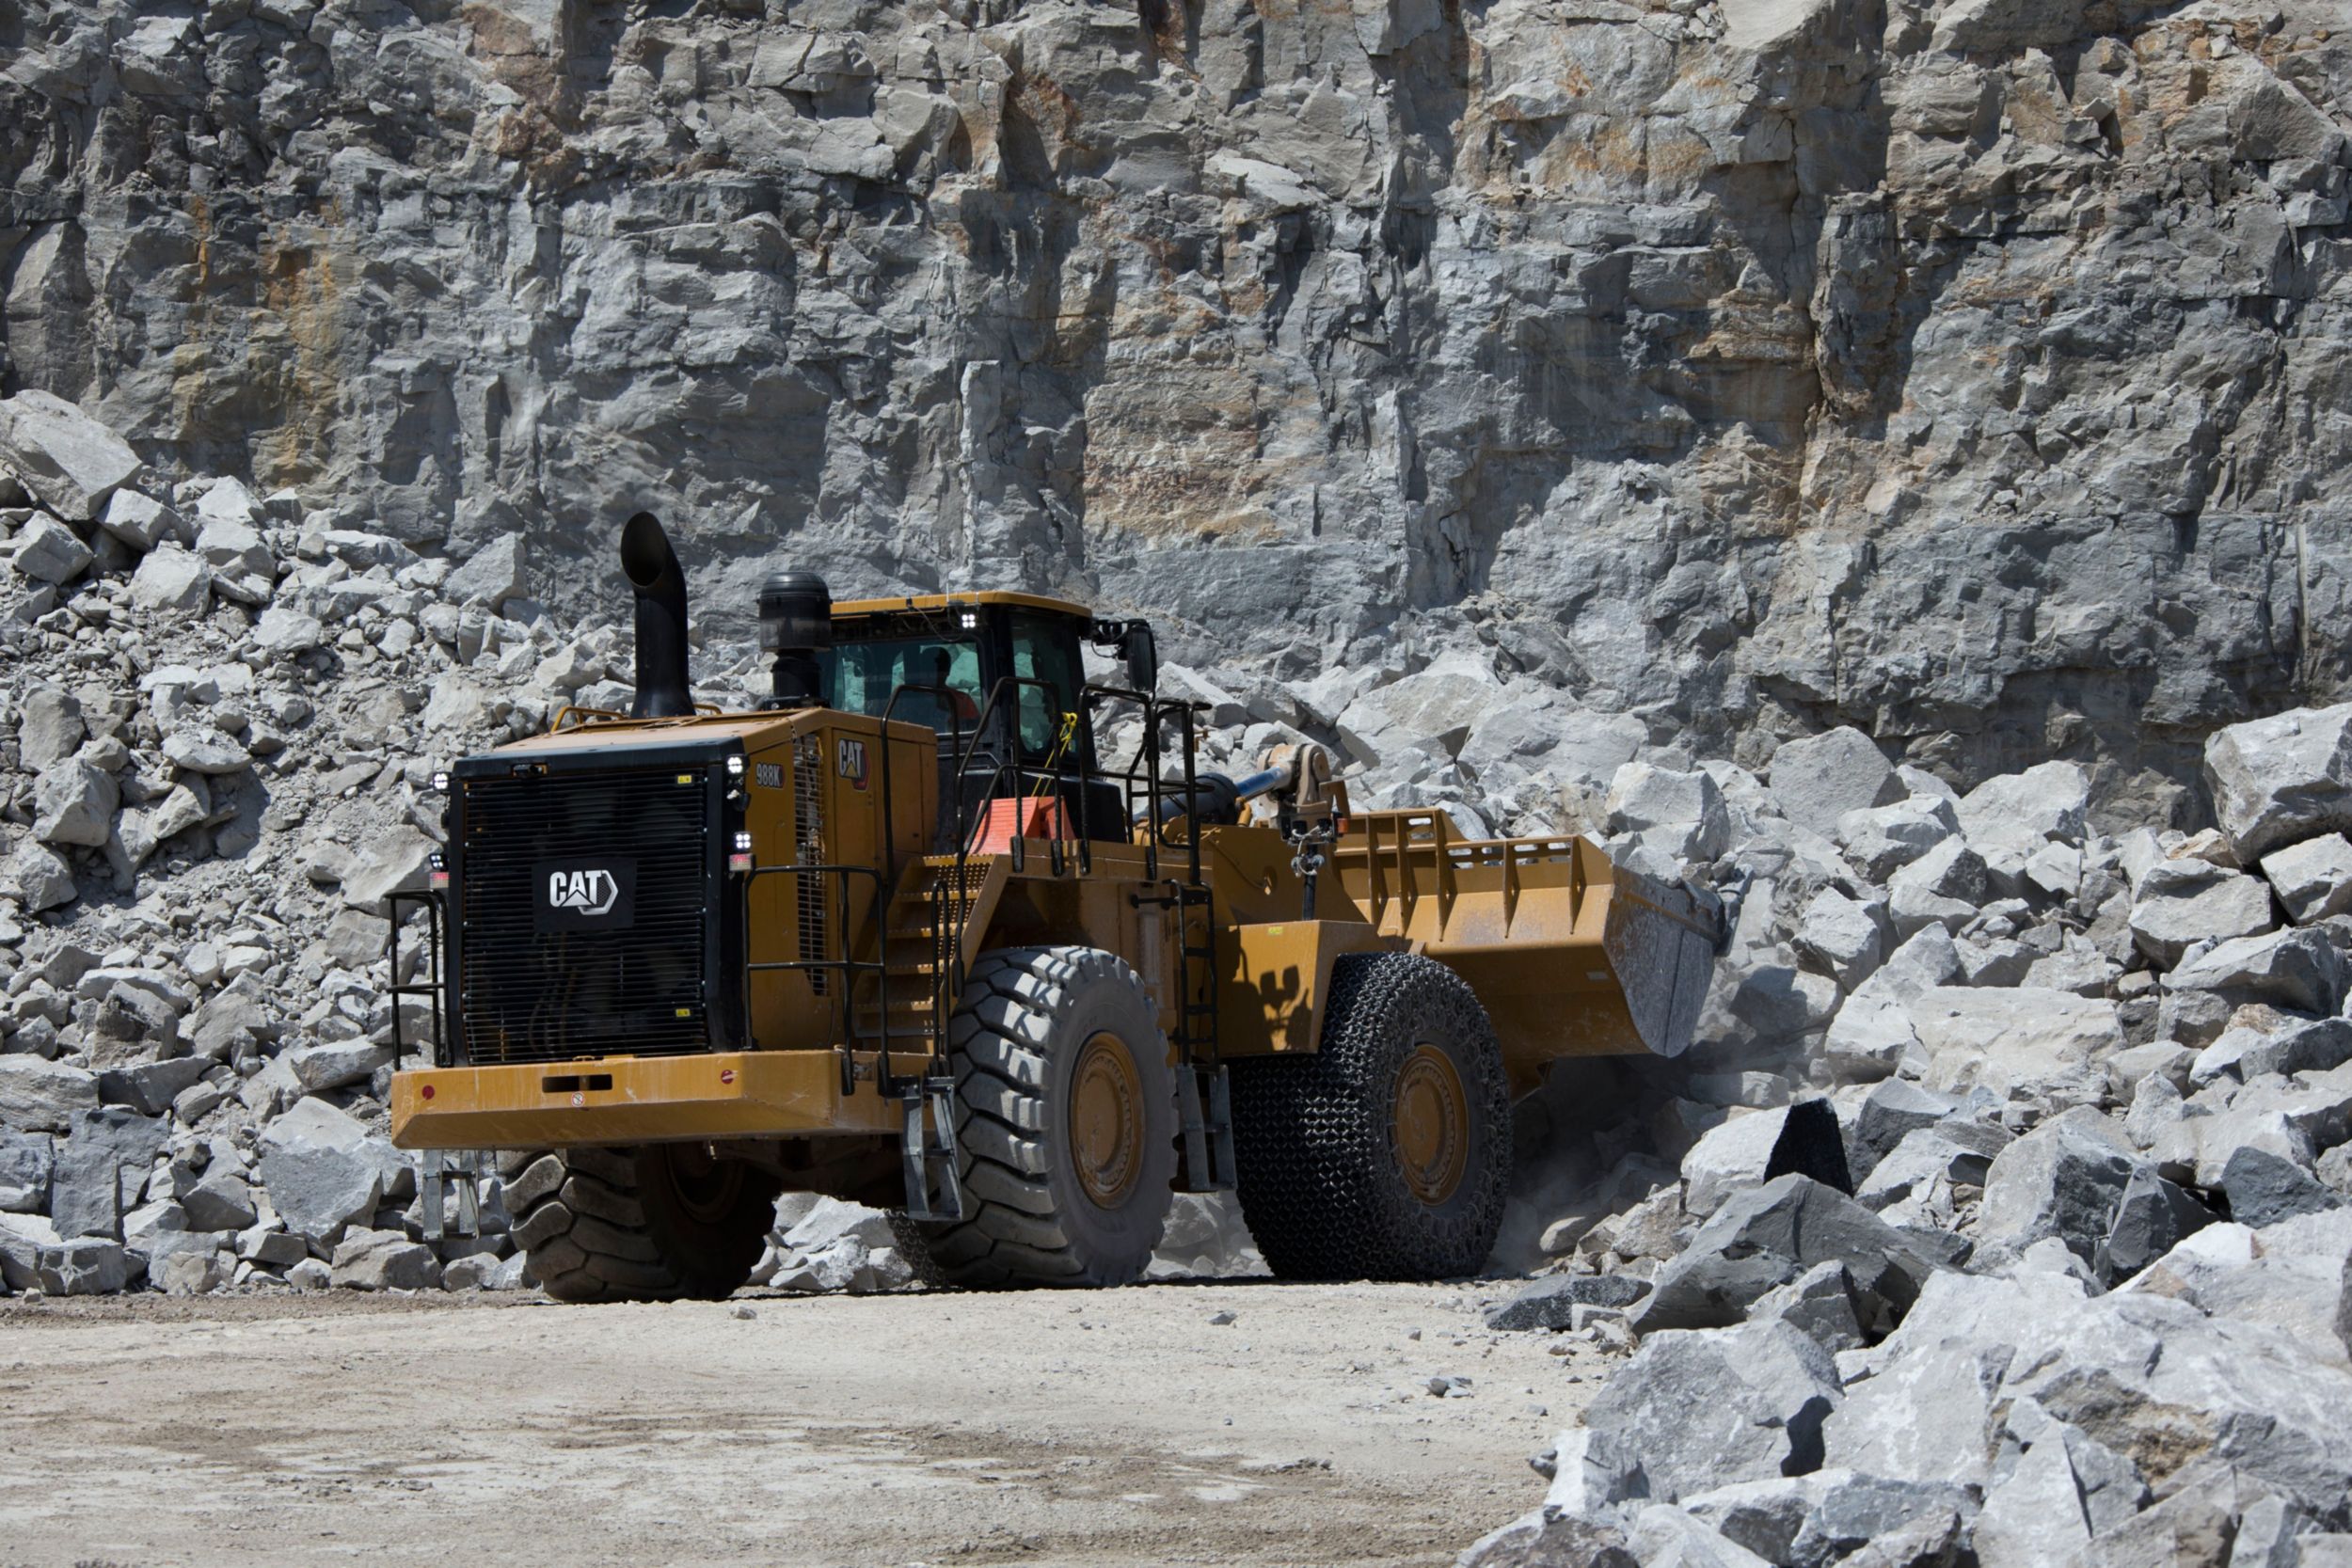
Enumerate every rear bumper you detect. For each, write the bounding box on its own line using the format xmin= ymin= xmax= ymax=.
xmin=389 ymin=1051 xmax=899 ymax=1149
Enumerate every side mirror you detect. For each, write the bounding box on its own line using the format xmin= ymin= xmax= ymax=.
xmin=1122 ymin=624 xmax=1157 ymax=694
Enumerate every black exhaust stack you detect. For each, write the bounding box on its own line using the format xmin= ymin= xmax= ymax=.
xmin=620 ymin=512 xmax=694 ymax=720
xmin=758 ymin=569 xmax=832 ymax=708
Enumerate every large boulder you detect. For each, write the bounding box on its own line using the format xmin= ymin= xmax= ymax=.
xmin=1486 ymin=1273 xmax=1652 ymax=1331
xmin=1909 ymin=986 xmax=2119 ymax=1112
xmin=129 ymin=542 xmax=212 ymax=611
xmin=176 ymin=1164 xmax=258 ymax=1233
xmin=2217 ymin=1148 xmax=2343 ymax=1229
xmin=286 ymin=1040 xmax=394 ymax=1095
xmin=2099 ymin=1167 xmax=2216 ymax=1281
xmin=1971 ymin=1410 xmax=2148 ymax=1564
xmin=442 ymin=532 xmax=528 ymax=610
xmin=7 ymin=514 xmax=93 ymax=583
xmin=31 ymin=758 xmax=119 ymax=848
xmin=0 ymin=389 xmax=142 ymax=520
xmin=2204 ymin=703 xmax=2352 ymax=864
xmin=1459 ymin=692 xmax=1647 ymax=816
xmin=0 ymin=1131 xmax=54 ymax=1213
xmin=1678 ymin=1111 xmax=1789 ymax=1221
xmin=1827 ymin=1267 xmax=2352 ymax=1526
xmin=1606 ymin=764 xmax=1730 ymax=863
xmin=161 ymin=727 xmax=249 ymax=776
xmin=2127 ymin=861 xmax=2277 ymax=967
xmin=1820 ymin=927 xmax=1962 ymax=1083
xmin=48 ymin=1106 xmax=169 ymax=1240
xmin=1885 ymin=838 xmax=1989 ymax=933
xmin=341 ymin=827 xmax=437 ymax=912
xmin=257 ymin=1097 xmax=401 ymax=1244
xmin=38 ymin=1237 xmax=134 ymax=1294
xmin=16 ymin=687 xmax=84 ymax=770
xmin=100 ymin=488 xmax=183 ymax=551
xmin=1852 ymin=1123 xmax=2008 ymax=1212
xmin=2117 ymin=1212 xmax=2352 ymax=1367
xmin=1954 ymin=761 xmax=2091 ymax=851
xmin=1972 ymin=1109 xmax=2146 ymax=1275
xmin=0 ymin=1057 xmax=99 ymax=1133
xmin=1579 ymin=1318 xmax=1847 ymax=1505
xmin=1631 ymin=1175 xmax=1942 ymax=1336
xmin=2182 ymin=1066 xmax=2352 ymax=1188
xmin=1837 ymin=797 xmax=1961 ymax=882
xmin=1791 ymin=888 xmax=1884 ymax=990
xmin=1849 ymin=1080 xmax=1963 ymax=1181
xmin=1764 ymin=727 xmax=1903 ymax=840
xmin=330 ymin=1227 xmax=442 ymax=1291
xmin=2167 ymin=927 xmax=2347 ymax=1016
xmin=2191 ymin=1019 xmax=2352 ymax=1089
xmin=1680 ymin=1470 xmax=1978 ymax=1568
xmin=253 ymin=605 xmax=325 ymax=655
xmin=2263 ymin=833 xmax=2352 ymax=925
xmin=1458 ymin=1512 xmax=1639 ymax=1568
xmin=1676 ymin=1101 xmax=1854 ymax=1222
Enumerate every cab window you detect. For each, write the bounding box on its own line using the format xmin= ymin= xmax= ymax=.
xmin=1009 ymin=612 xmax=1084 ymax=761
xmin=822 ymin=635 xmax=982 ymax=734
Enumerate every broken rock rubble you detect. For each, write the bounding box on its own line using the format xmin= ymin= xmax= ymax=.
xmin=1470 ymin=698 xmax=2352 ymax=1567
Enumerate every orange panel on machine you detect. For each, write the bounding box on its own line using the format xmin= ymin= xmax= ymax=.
xmin=968 ymin=797 xmax=1072 ymax=856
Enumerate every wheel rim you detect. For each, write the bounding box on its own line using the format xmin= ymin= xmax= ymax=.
xmin=1070 ymin=1032 xmax=1146 ymax=1209
xmin=1392 ymin=1044 xmax=1470 ymax=1206
xmin=661 ymin=1144 xmax=742 ymax=1225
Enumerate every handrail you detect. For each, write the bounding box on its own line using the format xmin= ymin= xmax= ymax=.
xmin=855 ymin=674 xmax=1088 ymax=1100
xmin=1077 ymin=684 xmax=1208 ymax=886
xmin=832 ymin=675 xmax=1216 ymax=1101
xmin=550 ymin=705 xmax=628 ymax=733
xmin=385 ymin=889 xmax=448 ymax=1069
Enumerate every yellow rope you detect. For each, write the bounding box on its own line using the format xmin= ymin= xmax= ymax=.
xmin=1031 ymin=710 xmax=1079 ymax=799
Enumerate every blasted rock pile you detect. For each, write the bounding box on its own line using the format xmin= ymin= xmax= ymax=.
xmin=1461 ymin=705 xmax=2352 ymax=1565
xmin=0 ymin=391 xmax=635 ymax=1295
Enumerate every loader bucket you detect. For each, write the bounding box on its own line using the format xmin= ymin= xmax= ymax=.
xmin=1599 ymin=862 xmax=1724 ymax=1060
xmin=1327 ymin=811 xmax=1730 ymax=1084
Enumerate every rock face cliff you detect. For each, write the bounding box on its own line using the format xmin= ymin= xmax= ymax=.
xmin=6 ymin=0 xmax=2351 ymax=816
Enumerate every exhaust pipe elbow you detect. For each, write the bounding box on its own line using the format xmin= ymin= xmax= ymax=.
xmin=620 ymin=512 xmax=694 ymax=720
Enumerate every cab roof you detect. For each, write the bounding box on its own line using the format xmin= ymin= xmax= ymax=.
xmin=832 ymin=591 xmax=1094 ymax=620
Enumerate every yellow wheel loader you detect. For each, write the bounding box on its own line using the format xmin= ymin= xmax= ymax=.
xmin=385 ymin=515 xmax=1728 ymax=1300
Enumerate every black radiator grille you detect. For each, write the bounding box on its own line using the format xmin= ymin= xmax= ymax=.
xmin=455 ymin=765 xmax=716 ymax=1066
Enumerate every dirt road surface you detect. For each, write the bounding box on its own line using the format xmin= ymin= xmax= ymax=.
xmin=0 ymin=1279 xmax=1600 ymax=1568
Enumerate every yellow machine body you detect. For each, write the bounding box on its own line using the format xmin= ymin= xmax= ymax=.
xmin=392 ymin=716 xmax=1716 ymax=1150
xmin=389 ymin=590 xmax=1720 ymax=1159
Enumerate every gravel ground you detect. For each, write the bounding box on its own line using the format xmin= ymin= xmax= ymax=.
xmin=0 ymin=1279 xmax=1597 ymax=1567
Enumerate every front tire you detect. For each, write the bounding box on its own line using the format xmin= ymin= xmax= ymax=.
xmin=1229 ymin=953 xmax=1511 ymax=1280
xmin=895 ymin=945 xmax=1177 ymax=1289
xmin=501 ymin=1144 xmax=782 ymax=1303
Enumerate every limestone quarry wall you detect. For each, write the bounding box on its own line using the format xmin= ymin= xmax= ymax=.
xmin=5 ymin=0 xmax=2352 ymax=817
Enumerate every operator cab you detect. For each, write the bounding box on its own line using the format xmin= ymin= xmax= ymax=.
xmin=768 ymin=589 xmax=1158 ymax=850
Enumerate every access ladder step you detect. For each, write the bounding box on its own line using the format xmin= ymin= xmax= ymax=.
xmin=1175 ymin=1066 xmax=1237 ymax=1194
xmin=900 ymin=1079 xmax=967 ymax=1223
xmin=414 ymin=1149 xmax=482 ymax=1240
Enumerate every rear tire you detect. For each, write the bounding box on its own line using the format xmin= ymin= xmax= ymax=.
xmin=1229 ymin=952 xmax=1511 ymax=1281
xmin=895 ymin=945 xmax=1176 ymax=1289
xmin=501 ymin=1144 xmax=782 ymax=1303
